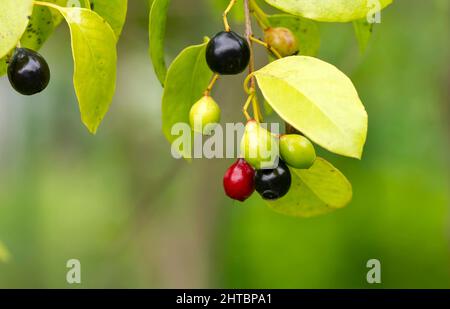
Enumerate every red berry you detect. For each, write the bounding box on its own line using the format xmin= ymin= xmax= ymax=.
xmin=223 ymin=159 xmax=255 ymax=202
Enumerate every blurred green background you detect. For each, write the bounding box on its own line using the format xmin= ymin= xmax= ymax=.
xmin=0 ymin=0 xmax=449 ymax=288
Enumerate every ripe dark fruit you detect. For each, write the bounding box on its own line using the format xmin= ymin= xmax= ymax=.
xmin=7 ymin=48 xmax=50 ymax=96
xmin=206 ymin=31 xmax=250 ymax=75
xmin=264 ymin=27 xmax=299 ymax=57
xmin=223 ymin=159 xmax=255 ymax=202
xmin=255 ymin=160 xmax=292 ymax=200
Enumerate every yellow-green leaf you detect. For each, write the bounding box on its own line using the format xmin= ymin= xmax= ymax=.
xmin=45 ymin=0 xmax=67 ymax=26
xmin=266 ymin=157 xmax=352 ymax=217
xmin=264 ymin=0 xmax=393 ymax=22
xmin=254 ymin=56 xmax=368 ymax=159
xmin=162 ymin=42 xmax=213 ymax=158
xmin=20 ymin=5 xmax=55 ymax=51
xmin=91 ymin=0 xmax=128 ymax=38
xmin=0 ymin=0 xmax=34 ymax=58
xmin=0 ymin=241 xmax=11 ymax=263
xmin=50 ymin=6 xmax=117 ymax=133
xmin=149 ymin=0 xmax=171 ymax=86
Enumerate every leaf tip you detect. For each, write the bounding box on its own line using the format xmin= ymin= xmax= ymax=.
xmin=83 ymin=120 xmax=100 ymax=135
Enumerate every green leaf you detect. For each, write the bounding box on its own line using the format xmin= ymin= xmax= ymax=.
xmin=48 ymin=5 xmax=117 ymax=133
xmin=353 ymin=18 xmax=373 ymax=53
xmin=20 ymin=6 xmax=55 ymax=51
xmin=254 ymin=56 xmax=368 ymax=159
xmin=45 ymin=0 xmax=68 ymax=26
xmin=0 ymin=241 xmax=11 ymax=263
xmin=0 ymin=0 xmax=34 ymax=58
xmin=162 ymin=42 xmax=213 ymax=158
xmin=263 ymin=0 xmax=393 ymax=22
xmin=91 ymin=0 xmax=128 ymax=38
xmin=266 ymin=157 xmax=352 ymax=217
xmin=149 ymin=0 xmax=171 ymax=86
xmin=267 ymin=14 xmax=320 ymax=57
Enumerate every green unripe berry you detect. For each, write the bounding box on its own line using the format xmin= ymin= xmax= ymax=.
xmin=280 ymin=134 xmax=316 ymax=169
xmin=240 ymin=120 xmax=279 ymax=169
xmin=189 ymin=95 xmax=221 ymax=135
xmin=264 ymin=27 xmax=299 ymax=57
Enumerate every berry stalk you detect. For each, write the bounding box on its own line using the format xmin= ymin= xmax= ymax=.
xmin=250 ymin=36 xmax=282 ymax=59
xmin=249 ymin=0 xmax=270 ymax=30
xmin=223 ymin=0 xmax=237 ymax=32
xmin=204 ymin=73 xmax=220 ymax=96
xmin=243 ymin=0 xmax=263 ymax=123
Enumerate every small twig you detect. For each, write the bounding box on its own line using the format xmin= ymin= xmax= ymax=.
xmin=249 ymin=0 xmax=270 ymax=30
xmin=243 ymin=0 xmax=263 ymax=122
xmin=223 ymin=0 xmax=237 ymax=32
xmin=204 ymin=74 xmax=220 ymax=96
xmin=244 ymin=0 xmax=255 ymax=86
xmin=33 ymin=1 xmax=59 ymax=9
xmin=254 ymin=96 xmax=264 ymax=122
xmin=243 ymin=73 xmax=254 ymax=95
xmin=250 ymin=36 xmax=283 ymax=59
xmin=243 ymin=93 xmax=254 ymax=121
xmin=252 ymin=96 xmax=262 ymax=122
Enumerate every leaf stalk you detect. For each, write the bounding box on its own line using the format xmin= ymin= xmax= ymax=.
xmin=243 ymin=0 xmax=263 ymax=122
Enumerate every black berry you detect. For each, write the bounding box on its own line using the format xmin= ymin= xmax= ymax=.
xmin=7 ymin=48 xmax=50 ymax=96
xmin=255 ymin=160 xmax=292 ymax=200
xmin=206 ymin=31 xmax=250 ymax=75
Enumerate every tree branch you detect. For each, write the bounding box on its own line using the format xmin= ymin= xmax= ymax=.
xmin=244 ymin=0 xmax=255 ymax=89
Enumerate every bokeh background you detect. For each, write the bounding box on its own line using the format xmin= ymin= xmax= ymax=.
xmin=0 ymin=0 xmax=449 ymax=288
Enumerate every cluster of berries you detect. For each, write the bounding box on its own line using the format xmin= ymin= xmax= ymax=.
xmin=224 ymin=120 xmax=316 ymax=202
xmin=188 ymin=28 xmax=316 ymax=202
xmin=189 ymin=27 xmax=299 ymax=135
